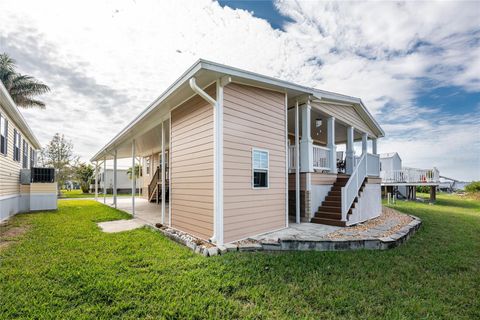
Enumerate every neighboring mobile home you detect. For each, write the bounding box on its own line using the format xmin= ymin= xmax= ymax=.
xmin=0 ymin=82 xmax=57 ymax=221
xmin=91 ymin=60 xmax=385 ymax=245
xmin=380 ymin=152 xmax=440 ymax=201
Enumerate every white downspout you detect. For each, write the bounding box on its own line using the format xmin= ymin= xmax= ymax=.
xmin=189 ymin=76 xmax=230 ymax=245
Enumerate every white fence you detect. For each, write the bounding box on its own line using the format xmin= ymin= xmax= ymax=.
xmin=381 ymin=167 xmax=440 ymax=183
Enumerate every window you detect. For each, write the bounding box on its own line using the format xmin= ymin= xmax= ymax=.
xmin=13 ymin=129 xmax=21 ymax=162
xmin=146 ymin=157 xmax=151 ymax=175
xmin=0 ymin=113 xmax=7 ymax=155
xmin=252 ymin=149 xmax=269 ymax=188
xmin=22 ymin=140 xmax=29 ymax=169
xmin=30 ymin=147 xmax=36 ymax=168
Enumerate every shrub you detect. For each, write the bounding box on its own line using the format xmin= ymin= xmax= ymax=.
xmin=416 ymin=186 xmax=431 ymax=193
xmin=465 ymin=181 xmax=480 ymax=193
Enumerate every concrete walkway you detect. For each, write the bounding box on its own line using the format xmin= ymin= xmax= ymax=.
xmin=96 ymin=197 xmax=169 ymax=226
xmin=98 ymin=219 xmax=146 ymax=233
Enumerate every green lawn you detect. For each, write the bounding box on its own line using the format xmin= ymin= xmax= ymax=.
xmin=60 ymin=189 xmax=139 ymax=198
xmin=0 ymin=194 xmax=479 ymax=319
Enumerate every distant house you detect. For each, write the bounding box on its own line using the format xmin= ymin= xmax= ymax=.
xmin=91 ymin=60 xmax=385 ymax=245
xmin=95 ymin=168 xmax=140 ymax=194
xmin=380 ymin=152 xmax=440 ymax=201
xmin=0 ymin=82 xmax=57 ymax=221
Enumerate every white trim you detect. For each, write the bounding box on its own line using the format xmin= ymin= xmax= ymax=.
xmin=131 ymin=139 xmax=136 ymax=217
xmin=214 ymin=79 xmax=226 ymax=245
xmin=103 ymin=156 xmax=107 ymax=203
xmin=94 ymin=160 xmax=98 ymax=201
xmin=0 ymin=194 xmax=19 ymax=201
xmin=284 ymin=93 xmax=289 ymax=228
xmin=294 ymin=101 xmax=300 ymax=224
xmin=168 ymin=114 xmax=172 ymax=227
xmin=251 ymin=147 xmax=270 ymax=190
xmin=161 ymin=120 xmax=166 ymax=224
xmin=113 ymin=149 xmax=117 ymax=208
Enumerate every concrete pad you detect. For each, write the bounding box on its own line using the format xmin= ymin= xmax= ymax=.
xmin=98 ymin=219 xmax=146 ymax=233
xmin=252 ymin=223 xmax=341 ymax=242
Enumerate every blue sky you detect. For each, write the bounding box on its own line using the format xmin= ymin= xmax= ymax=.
xmin=0 ymin=0 xmax=479 ymax=180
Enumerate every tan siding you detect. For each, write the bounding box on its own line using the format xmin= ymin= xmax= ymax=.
xmin=170 ymin=86 xmax=215 ymax=240
xmin=30 ymin=183 xmax=57 ymax=193
xmin=313 ymin=102 xmax=376 ymax=137
xmin=223 ymin=83 xmax=286 ymax=243
xmin=0 ymin=103 xmax=35 ymax=197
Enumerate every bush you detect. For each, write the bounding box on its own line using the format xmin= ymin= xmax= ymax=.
xmin=416 ymin=186 xmax=431 ymax=193
xmin=465 ymin=181 xmax=480 ymax=193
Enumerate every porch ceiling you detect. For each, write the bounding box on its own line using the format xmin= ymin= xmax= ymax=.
xmin=287 ymin=107 xmax=365 ymax=145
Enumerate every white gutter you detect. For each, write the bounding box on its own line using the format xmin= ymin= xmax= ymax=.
xmin=189 ymin=78 xmax=216 ymax=106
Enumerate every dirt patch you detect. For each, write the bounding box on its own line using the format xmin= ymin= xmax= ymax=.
xmin=0 ymin=222 xmax=30 ymax=251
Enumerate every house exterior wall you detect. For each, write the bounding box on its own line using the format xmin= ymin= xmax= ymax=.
xmin=222 ymin=83 xmax=287 ymax=243
xmin=0 ymin=101 xmax=37 ymax=221
xmin=170 ymin=86 xmax=215 ymax=240
xmin=312 ymin=102 xmax=376 ymax=137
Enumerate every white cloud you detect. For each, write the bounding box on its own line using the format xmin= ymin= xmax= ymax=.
xmin=0 ymin=0 xmax=479 ymax=180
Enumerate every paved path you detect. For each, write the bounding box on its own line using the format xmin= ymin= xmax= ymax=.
xmin=97 ymin=219 xmax=146 ymax=233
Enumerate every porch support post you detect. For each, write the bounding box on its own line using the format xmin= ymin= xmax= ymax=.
xmin=327 ymin=117 xmax=337 ymax=174
xmin=300 ymin=100 xmax=313 ymax=173
xmin=362 ymin=132 xmax=368 ymax=155
xmin=113 ymin=149 xmax=117 ymax=208
xmin=430 ymin=186 xmax=436 ymax=202
xmin=295 ymin=101 xmax=300 ymax=224
xmin=131 ymin=140 xmax=136 ymax=217
xmin=103 ymin=156 xmax=106 ymax=203
xmin=94 ymin=161 xmax=98 ymax=201
xmin=161 ymin=120 xmax=166 ymax=225
xmin=372 ymin=138 xmax=378 ymax=155
xmin=346 ymin=126 xmax=354 ymax=174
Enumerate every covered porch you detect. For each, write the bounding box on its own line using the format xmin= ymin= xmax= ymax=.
xmin=91 ymin=113 xmax=171 ymax=226
xmin=286 ymin=96 xmax=382 ymax=226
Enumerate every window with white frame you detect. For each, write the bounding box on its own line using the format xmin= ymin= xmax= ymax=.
xmin=0 ymin=113 xmax=7 ymax=155
xmin=13 ymin=129 xmax=21 ymax=162
xmin=252 ymin=149 xmax=269 ymax=188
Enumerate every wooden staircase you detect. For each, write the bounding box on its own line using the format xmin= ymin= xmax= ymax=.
xmin=311 ymin=174 xmax=366 ymax=226
xmin=148 ymin=167 xmax=160 ymax=203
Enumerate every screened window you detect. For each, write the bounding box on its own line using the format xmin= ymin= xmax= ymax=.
xmin=13 ymin=129 xmax=21 ymax=162
xmin=252 ymin=149 xmax=269 ymax=188
xmin=30 ymin=147 xmax=35 ymax=168
xmin=22 ymin=140 xmax=29 ymax=169
xmin=0 ymin=113 xmax=7 ymax=155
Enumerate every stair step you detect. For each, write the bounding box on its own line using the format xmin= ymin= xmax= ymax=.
xmin=311 ymin=217 xmax=346 ymax=227
xmin=329 ymin=191 xmax=341 ymax=196
xmin=318 ymin=206 xmax=342 ymax=213
xmin=325 ymin=195 xmax=341 ymax=202
xmin=314 ymin=211 xmax=342 ymax=220
xmin=322 ymin=200 xmax=341 ymax=207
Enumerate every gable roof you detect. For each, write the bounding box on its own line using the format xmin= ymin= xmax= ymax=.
xmin=0 ymin=81 xmax=41 ymax=149
xmin=91 ymin=59 xmax=384 ymax=161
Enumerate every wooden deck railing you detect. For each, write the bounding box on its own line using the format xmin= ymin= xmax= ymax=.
xmin=381 ymin=167 xmax=439 ymax=184
xmin=148 ymin=167 xmax=160 ymax=200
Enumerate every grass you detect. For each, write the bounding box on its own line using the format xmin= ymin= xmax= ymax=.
xmin=60 ymin=189 xmax=139 ymax=198
xmin=0 ymin=194 xmax=479 ymax=319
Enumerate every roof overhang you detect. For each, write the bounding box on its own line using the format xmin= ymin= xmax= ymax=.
xmin=91 ymin=59 xmax=385 ymax=161
xmin=0 ymin=82 xmax=41 ymax=149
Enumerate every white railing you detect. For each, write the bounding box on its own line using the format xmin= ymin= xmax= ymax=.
xmin=288 ymin=145 xmax=330 ymax=171
xmin=341 ymin=153 xmax=367 ymax=221
xmin=381 ymin=167 xmax=440 ymax=183
xmin=313 ymin=145 xmax=330 ymax=170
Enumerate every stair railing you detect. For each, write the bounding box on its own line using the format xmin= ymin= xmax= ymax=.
xmin=148 ymin=167 xmax=160 ymax=200
xmin=341 ymin=153 xmax=367 ymax=221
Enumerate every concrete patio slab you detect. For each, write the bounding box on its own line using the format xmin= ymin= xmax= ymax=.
xmin=98 ymin=219 xmax=146 ymax=233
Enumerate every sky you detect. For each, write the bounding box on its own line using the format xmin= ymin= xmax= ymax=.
xmin=0 ymin=0 xmax=479 ymax=180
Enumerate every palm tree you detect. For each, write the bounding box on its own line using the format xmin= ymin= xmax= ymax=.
xmin=0 ymin=53 xmax=50 ymax=109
